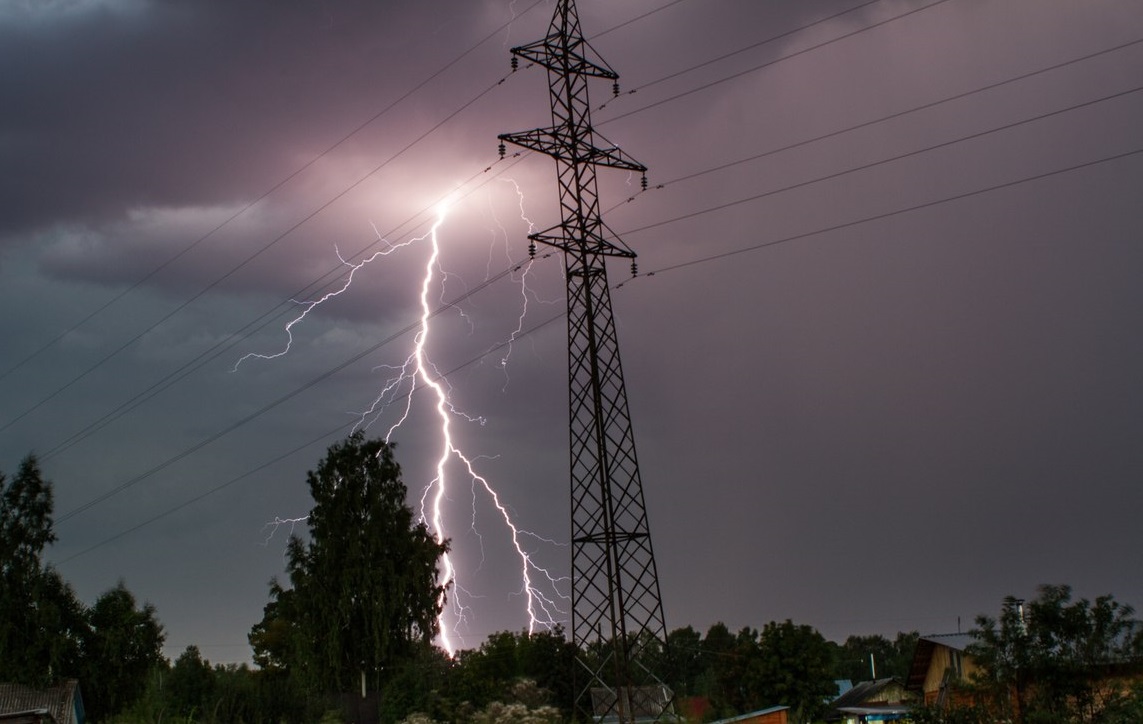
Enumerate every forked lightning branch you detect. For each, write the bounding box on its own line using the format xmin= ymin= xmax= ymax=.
xmin=240 ymin=193 xmax=566 ymax=656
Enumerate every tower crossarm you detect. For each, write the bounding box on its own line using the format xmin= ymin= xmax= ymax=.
xmin=511 ymin=37 xmax=619 ymax=79
xmin=529 ymin=220 xmax=636 ymax=259
xmin=499 ymin=128 xmax=647 ymax=172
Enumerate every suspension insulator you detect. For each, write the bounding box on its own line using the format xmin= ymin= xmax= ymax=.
xmin=631 ymin=260 xmax=638 ymax=277
xmin=613 ymin=82 xmax=620 ymax=97
xmin=511 ymin=56 xmax=519 ymax=72
xmin=498 ymin=141 xmax=506 ymax=158
xmin=640 ymin=174 xmax=648 ymax=191
xmin=528 ymin=241 xmax=536 ymax=258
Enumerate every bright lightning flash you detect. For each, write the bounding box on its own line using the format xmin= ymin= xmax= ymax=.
xmin=243 ymin=190 xmax=567 ymax=656
xmin=370 ymin=201 xmax=565 ymax=656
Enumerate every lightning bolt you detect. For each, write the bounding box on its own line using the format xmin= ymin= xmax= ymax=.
xmin=371 ymin=200 xmax=565 ymax=655
xmin=243 ymin=189 xmax=568 ymax=656
xmin=261 ymin=515 xmax=308 ymax=547
xmin=494 ymin=179 xmax=536 ymax=377
xmin=232 ymin=227 xmax=422 ymax=370
xmin=486 ymin=179 xmax=560 ymax=389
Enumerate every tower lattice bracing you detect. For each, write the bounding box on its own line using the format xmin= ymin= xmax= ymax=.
xmin=499 ymin=1 xmax=673 ymax=721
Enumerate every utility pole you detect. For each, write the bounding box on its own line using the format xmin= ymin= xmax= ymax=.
xmin=499 ymin=1 xmax=673 ymax=721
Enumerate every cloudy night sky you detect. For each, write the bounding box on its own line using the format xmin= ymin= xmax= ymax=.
xmin=2 ymin=0 xmax=1142 ymax=664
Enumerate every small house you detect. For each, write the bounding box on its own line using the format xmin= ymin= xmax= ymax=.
xmin=0 ymin=681 xmax=84 ymax=724
xmin=825 ymin=678 xmax=913 ymax=723
xmin=905 ymin=633 xmax=980 ymax=707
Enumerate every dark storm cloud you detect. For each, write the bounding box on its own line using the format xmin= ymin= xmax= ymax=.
xmin=0 ymin=0 xmax=532 ymax=310
xmin=2 ymin=0 xmax=1141 ymax=663
xmin=0 ymin=0 xmax=494 ymax=237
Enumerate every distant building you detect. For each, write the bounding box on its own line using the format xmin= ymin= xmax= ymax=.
xmin=0 ymin=681 xmax=85 ymax=724
xmin=825 ymin=677 xmax=913 ymax=723
xmin=907 ymin=627 xmax=1143 ymax=719
xmin=905 ymin=633 xmax=980 ymax=708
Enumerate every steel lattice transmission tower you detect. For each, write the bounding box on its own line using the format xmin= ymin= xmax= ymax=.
xmin=499 ymin=1 xmax=673 ymax=720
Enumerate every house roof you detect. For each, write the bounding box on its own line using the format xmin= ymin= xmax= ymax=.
xmin=836 ymin=704 xmax=913 ymax=721
xmin=825 ymin=679 xmax=910 ymax=721
xmin=905 ymin=633 xmax=979 ymax=692
xmin=709 ymin=705 xmax=791 ymax=723
xmin=830 ymin=678 xmax=904 ymax=710
xmin=0 ymin=682 xmax=82 ymax=724
xmin=918 ymin=633 xmax=977 ymax=652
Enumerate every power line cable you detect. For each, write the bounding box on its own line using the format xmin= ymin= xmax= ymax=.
xmin=54 ymin=244 xmax=558 ymax=525
xmin=619 ymin=84 xmax=1143 ymax=236
xmin=597 ymin=0 xmax=882 ymax=109
xmin=616 ymin=147 xmax=1143 ymax=283
xmin=55 ymin=307 xmax=567 ymax=564
xmin=55 ymin=420 xmax=354 ymax=565
xmin=608 ymin=36 xmax=1143 ymax=204
xmin=598 ymin=0 xmax=956 ymax=126
xmin=590 ymin=0 xmax=695 ymax=40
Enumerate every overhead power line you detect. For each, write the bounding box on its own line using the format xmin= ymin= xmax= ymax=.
xmin=54 ymin=242 xmax=556 ymax=525
xmin=55 ymin=305 xmax=567 ymax=565
xmin=618 ymin=147 xmax=1143 ymax=283
xmin=629 ymin=37 xmax=1143 ymax=197
xmin=590 ymin=0 xmax=695 ymax=40
xmin=597 ymin=0 xmax=882 ymax=109
xmin=620 ymin=84 xmax=1143 ymax=236
xmin=599 ymin=0 xmax=956 ymax=126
